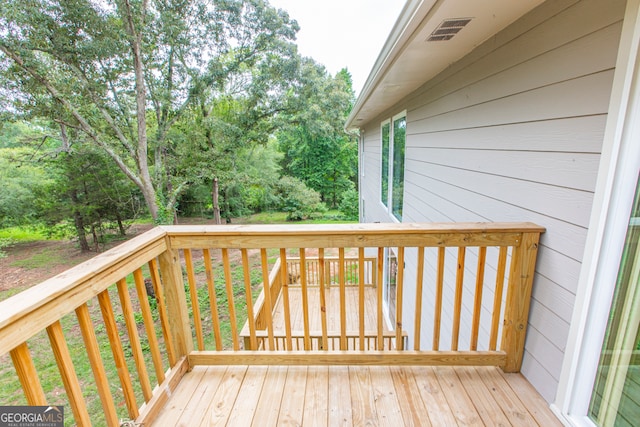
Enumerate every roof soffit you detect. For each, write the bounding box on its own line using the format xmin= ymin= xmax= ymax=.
xmin=346 ymin=0 xmax=546 ymax=130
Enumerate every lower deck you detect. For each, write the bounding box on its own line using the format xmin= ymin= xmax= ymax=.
xmin=152 ymin=364 xmax=561 ymax=426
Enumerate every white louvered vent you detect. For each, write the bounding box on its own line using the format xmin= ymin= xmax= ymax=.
xmin=427 ymin=18 xmax=472 ymax=42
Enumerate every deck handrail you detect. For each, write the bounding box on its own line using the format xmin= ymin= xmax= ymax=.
xmin=0 ymin=222 xmax=544 ymax=426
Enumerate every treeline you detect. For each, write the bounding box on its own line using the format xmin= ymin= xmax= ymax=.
xmin=0 ymin=0 xmax=358 ymax=249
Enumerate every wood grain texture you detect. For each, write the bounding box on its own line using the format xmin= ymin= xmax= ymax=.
xmin=9 ymin=343 xmax=46 ymax=406
xmin=133 ymin=268 xmax=165 ymax=382
xmin=203 ymin=248 xmax=223 ymax=351
xmin=75 ymin=303 xmax=119 ymax=426
xmin=0 ymin=228 xmax=167 ymax=351
xmin=151 ymin=365 xmax=560 ymax=426
xmin=98 ymin=290 xmax=138 ymax=419
xmin=46 ymin=321 xmax=91 ymax=425
xmin=183 ymin=249 xmax=204 ymax=351
xmin=117 ymin=278 xmax=153 ymax=401
xmin=148 ymin=258 xmax=177 ymax=366
xmin=188 ymin=350 xmax=507 ymax=366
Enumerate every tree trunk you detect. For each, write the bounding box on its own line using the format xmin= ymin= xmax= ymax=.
xmin=91 ymin=224 xmax=99 ymax=252
xmin=212 ymin=178 xmax=222 ymax=225
xmin=116 ymin=211 xmax=126 ymax=236
xmin=70 ymin=190 xmax=91 ymax=252
xmin=121 ymin=0 xmax=160 ymax=223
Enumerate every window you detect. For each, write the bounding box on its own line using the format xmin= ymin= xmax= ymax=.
xmin=589 ymin=174 xmax=640 ymax=426
xmin=380 ymin=121 xmax=390 ymax=207
xmin=380 ymin=113 xmax=406 ymax=221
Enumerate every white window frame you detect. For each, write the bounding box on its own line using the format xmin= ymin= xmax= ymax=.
xmin=553 ymin=1 xmax=640 ymax=424
xmin=379 ymin=111 xmax=407 ymax=223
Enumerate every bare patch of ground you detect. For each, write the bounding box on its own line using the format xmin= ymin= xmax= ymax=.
xmin=0 ymin=224 xmax=154 ymax=298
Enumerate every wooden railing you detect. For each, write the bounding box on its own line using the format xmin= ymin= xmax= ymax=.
xmin=240 ymin=255 xmax=379 ymax=350
xmin=0 ymin=223 xmax=543 ymax=426
xmin=285 ymin=256 xmax=377 ymax=286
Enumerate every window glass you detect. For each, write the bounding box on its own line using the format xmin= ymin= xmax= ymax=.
xmin=589 ymin=174 xmax=640 ymax=426
xmin=381 ymin=122 xmax=390 ymax=207
xmin=391 ymin=116 xmax=406 ymax=221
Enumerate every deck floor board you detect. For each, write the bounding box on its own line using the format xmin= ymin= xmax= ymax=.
xmin=152 ymin=365 xmax=561 ymax=426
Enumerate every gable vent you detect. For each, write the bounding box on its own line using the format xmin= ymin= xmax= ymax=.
xmin=427 ymin=18 xmax=472 ymax=42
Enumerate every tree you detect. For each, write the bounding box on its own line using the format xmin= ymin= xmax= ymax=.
xmin=276 ymin=175 xmax=326 ymax=221
xmin=278 ymin=63 xmax=358 ymax=207
xmin=0 ymin=147 xmax=52 ymax=227
xmin=0 ymin=119 xmax=142 ymax=250
xmin=41 ymin=144 xmax=143 ymax=251
xmin=0 ymin=0 xmax=300 ymax=222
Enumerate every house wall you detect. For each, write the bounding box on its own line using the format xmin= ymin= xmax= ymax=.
xmin=359 ymin=0 xmax=626 ymax=402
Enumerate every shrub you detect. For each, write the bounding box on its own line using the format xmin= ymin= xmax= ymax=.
xmin=338 ymin=187 xmax=359 ymax=221
xmin=276 ymin=176 xmax=327 ymax=221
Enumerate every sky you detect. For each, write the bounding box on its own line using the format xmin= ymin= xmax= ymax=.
xmin=267 ymin=0 xmax=406 ymax=96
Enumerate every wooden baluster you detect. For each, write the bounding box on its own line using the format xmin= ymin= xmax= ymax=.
xmin=260 ymin=249 xmax=275 ymax=350
xmin=133 ymin=268 xmax=165 ymax=382
xmin=414 ymin=247 xmax=425 ymax=350
xmin=490 ymin=247 xmax=508 ymax=350
xmin=184 ymin=249 xmax=205 ymax=351
xmin=10 ymin=343 xmax=46 ymax=405
xmin=203 ymin=249 xmax=223 ymax=351
xmin=300 ymin=249 xmax=311 ymax=350
xmin=312 ymin=258 xmax=318 ymax=285
xmin=98 ymin=290 xmax=138 ymax=419
xmin=358 ymin=247 xmax=366 ymax=350
xmin=433 ymin=247 xmax=445 ymax=350
xmin=147 ymin=258 xmax=176 ymax=366
xmin=339 ymin=248 xmax=347 ymax=350
xmin=279 ymin=249 xmax=293 ymax=350
xmin=318 ymin=248 xmax=328 ymax=351
xmin=451 ymin=247 xmax=466 ymax=351
xmin=377 ymin=247 xmax=384 ymax=350
xmin=157 ymin=247 xmax=193 ymax=358
xmin=46 ymin=320 xmax=91 ymax=425
xmin=470 ymin=247 xmax=487 ymax=351
xmin=502 ymin=232 xmax=540 ymax=372
xmin=222 ymin=248 xmax=240 ymax=351
xmin=75 ymin=303 xmax=119 ymax=426
xmin=241 ymin=249 xmax=257 ymax=350
xmin=395 ymin=247 xmax=405 ymax=350
xmin=116 ymin=278 xmax=153 ymax=402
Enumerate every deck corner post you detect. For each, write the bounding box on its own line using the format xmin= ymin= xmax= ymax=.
xmin=501 ymin=231 xmax=541 ymax=373
xmin=158 ymin=240 xmax=194 ymax=360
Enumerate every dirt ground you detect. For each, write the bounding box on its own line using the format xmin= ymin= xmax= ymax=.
xmin=0 ymin=218 xmax=354 ymax=298
xmin=0 ymin=224 xmax=155 ymax=295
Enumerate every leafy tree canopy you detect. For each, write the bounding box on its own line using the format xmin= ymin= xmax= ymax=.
xmin=0 ymin=0 xmax=301 ymax=222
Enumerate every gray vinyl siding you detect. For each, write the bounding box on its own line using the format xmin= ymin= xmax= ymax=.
xmin=359 ymin=0 xmax=625 ymax=402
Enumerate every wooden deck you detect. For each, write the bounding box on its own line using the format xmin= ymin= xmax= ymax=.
xmin=260 ymin=286 xmax=400 ymax=350
xmin=272 ymin=286 xmax=384 ymax=332
xmin=151 ymin=364 xmax=561 ymax=426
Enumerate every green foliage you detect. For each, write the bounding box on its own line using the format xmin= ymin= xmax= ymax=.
xmin=276 ymin=175 xmax=327 ymax=221
xmin=338 ymin=186 xmax=360 ymax=221
xmin=0 ymin=0 xmax=302 ymax=221
xmin=0 ymin=237 xmax=13 ymax=259
xmin=278 ymin=63 xmax=358 ymax=208
xmin=0 ymin=2 xmax=360 ymax=227
xmin=39 ymin=143 xmax=144 ymax=248
xmin=0 ymin=147 xmax=53 ymax=227
xmin=0 ymin=226 xmax=48 ymax=241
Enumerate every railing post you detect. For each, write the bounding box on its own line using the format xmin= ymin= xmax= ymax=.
xmin=501 ymin=232 xmax=541 ymax=372
xmin=158 ymin=242 xmax=194 ymax=359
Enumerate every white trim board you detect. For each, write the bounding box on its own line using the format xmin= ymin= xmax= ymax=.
xmin=553 ymin=0 xmax=640 ymax=424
